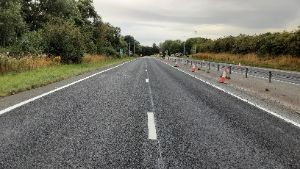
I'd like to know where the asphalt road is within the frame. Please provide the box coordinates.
[0,57,299,168]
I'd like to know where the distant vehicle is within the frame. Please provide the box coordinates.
[175,53,183,57]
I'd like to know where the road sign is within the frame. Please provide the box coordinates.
[120,49,124,57]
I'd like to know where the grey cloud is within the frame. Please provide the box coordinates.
[114,0,299,29]
[94,0,300,45]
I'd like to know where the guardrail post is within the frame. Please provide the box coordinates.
[245,68,248,78]
[269,71,272,83]
[229,66,232,74]
[209,63,211,70]
[217,64,220,71]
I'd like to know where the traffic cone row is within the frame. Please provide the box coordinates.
[170,59,234,84]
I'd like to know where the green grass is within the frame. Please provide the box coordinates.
[0,57,134,97]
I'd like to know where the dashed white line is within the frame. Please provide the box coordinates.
[145,61,165,168]
[147,112,157,140]
[146,78,149,83]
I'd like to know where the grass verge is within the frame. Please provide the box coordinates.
[191,53,300,72]
[0,57,134,97]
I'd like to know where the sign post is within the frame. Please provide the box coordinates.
[120,49,124,57]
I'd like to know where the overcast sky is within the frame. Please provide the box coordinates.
[93,0,300,46]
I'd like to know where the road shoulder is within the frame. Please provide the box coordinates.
[160,57,300,128]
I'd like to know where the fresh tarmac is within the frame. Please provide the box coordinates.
[0,57,299,168]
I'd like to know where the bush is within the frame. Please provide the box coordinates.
[10,31,44,56]
[43,21,85,63]
[183,28,300,57]
[97,46,119,57]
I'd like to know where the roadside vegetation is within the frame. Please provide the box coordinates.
[0,56,133,97]
[192,53,300,71]
[0,0,160,97]
[160,28,300,71]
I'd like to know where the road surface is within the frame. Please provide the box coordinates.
[0,58,299,168]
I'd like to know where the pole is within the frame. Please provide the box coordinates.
[134,42,136,56]
[128,42,131,56]
[183,42,186,56]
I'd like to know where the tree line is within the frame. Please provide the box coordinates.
[160,28,300,57]
[0,0,159,63]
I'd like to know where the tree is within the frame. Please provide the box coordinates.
[77,0,99,25]
[43,21,85,63]
[106,24,122,50]
[160,40,183,55]
[0,0,25,46]
[152,43,160,54]
[21,0,81,31]
[124,35,135,55]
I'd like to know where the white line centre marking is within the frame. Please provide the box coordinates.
[146,78,149,83]
[147,112,157,140]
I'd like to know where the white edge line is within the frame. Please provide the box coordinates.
[146,79,149,83]
[159,59,300,128]
[147,112,157,140]
[0,60,134,116]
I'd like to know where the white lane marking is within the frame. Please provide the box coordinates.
[145,69,148,72]
[145,61,166,168]
[147,112,157,140]
[146,78,149,83]
[159,59,300,128]
[0,60,134,116]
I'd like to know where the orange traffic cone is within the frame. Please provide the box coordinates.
[219,69,227,83]
[174,61,179,67]
[237,63,241,69]
[191,64,196,72]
